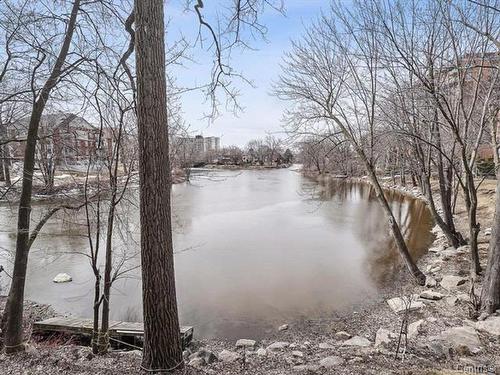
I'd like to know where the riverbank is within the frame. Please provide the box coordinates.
[1,174,500,374]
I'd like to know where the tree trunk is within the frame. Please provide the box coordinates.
[0,145,5,181]
[2,0,80,353]
[98,202,115,354]
[481,170,500,313]
[135,0,183,371]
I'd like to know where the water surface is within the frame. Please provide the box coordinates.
[0,168,433,339]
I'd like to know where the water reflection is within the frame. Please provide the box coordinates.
[0,169,433,339]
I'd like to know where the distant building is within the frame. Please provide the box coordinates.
[175,134,221,163]
[8,112,114,168]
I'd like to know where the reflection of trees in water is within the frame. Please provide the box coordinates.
[314,178,433,286]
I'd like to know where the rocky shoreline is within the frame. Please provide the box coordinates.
[1,176,500,374]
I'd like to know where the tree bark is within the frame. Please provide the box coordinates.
[135,0,183,371]
[2,0,81,353]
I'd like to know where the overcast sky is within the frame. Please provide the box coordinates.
[166,0,327,147]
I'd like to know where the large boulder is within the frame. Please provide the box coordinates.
[342,336,371,347]
[319,356,345,368]
[334,331,351,340]
[440,275,467,291]
[53,273,72,283]
[375,328,396,348]
[189,349,217,365]
[408,319,424,339]
[430,326,481,355]
[266,341,290,351]
[218,350,241,363]
[420,291,445,301]
[475,316,500,337]
[387,296,424,313]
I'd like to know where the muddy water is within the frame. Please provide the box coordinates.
[0,168,433,339]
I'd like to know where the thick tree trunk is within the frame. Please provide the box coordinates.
[135,0,183,371]
[481,171,500,314]
[2,0,80,353]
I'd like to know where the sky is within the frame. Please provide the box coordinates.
[166,0,327,147]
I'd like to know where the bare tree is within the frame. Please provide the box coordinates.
[274,2,426,284]
[2,0,82,353]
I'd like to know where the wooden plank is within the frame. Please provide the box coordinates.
[33,317,194,347]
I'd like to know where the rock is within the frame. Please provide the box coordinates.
[440,275,467,291]
[293,364,321,372]
[446,296,458,306]
[456,245,469,254]
[387,296,424,313]
[318,342,335,349]
[189,349,217,364]
[440,247,460,259]
[475,316,500,337]
[457,293,471,302]
[236,339,256,348]
[218,350,241,363]
[408,319,424,339]
[266,341,290,351]
[278,324,289,331]
[292,350,304,358]
[427,317,438,323]
[334,331,351,340]
[425,276,438,288]
[375,328,396,348]
[256,348,267,357]
[53,273,72,283]
[342,336,371,347]
[484,228,492,236]
[430,326,481,355]
[25,344,40,357]
[420,291,445,300]
[319,356,345,368]
[303,341,311,347]
[188,357,206,367]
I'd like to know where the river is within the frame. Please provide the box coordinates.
[0,167,433,339]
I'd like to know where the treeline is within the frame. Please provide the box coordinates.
[279,0,499,313]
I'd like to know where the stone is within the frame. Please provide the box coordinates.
[218,350,241,363]
[475,316,500,337]
[188,357,206,367]
[420,291,445,300]
[318,342,335,349]
[430,326,481,355]
[456,245,469,254]
[334,331,351,340]
[319,356,345,368]
[189,349,217,364]
[256,348,267,357]
[53,273,72,283]
[408,319,425,339]
[278,324,289,331]
[484,228,492,236]
[266,341,290,351]
[293,365,321,372]
[425,276,438,288]
[374,328,396,347]
[387,296,424,313]
[236,339,256,348]
[342,336,371,347]
[457,293,471,302]
[427,317,438,323]
[440,247,460,258]
[292,350,304,358]
[440,275,467,291]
